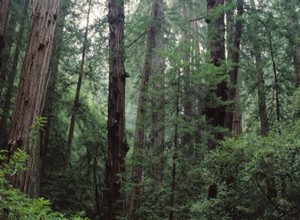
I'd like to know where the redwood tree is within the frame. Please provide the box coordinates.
[0,0,29,148]
[7,0,60,198]
[249,0,269,136]
[225,0,243,134]
[128,1,164,219]
[150,0,165,187]
[205,0,227,199]
[285,0,300,86]
[205,0,227,146]
[106,0,128,219]
[41,0,70,181]
[0,0,12,103]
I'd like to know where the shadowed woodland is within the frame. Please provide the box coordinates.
[0,0,300,219]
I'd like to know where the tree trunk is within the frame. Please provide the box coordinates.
[206,0,226,199]
[128,1,164,219]
[205,0,227,145]
[295,45,300,87]
[169,71,180,220]
[0,2,19,108]
[205,0,227,149]
[150,0,165,188]
[225,0,243,135]
[249,0,269,136]
[0,0,29,149]
[267,29,280,122]
[128,12,154,220]
[106,0,128,219]
[0,0,12,105]
[6,0,60,198]
[285,0,300,87]
[181,2,193,149]
[64,0,91,172]
[255,53,269,136]
[193,17,204,147]
[40,0,69,182]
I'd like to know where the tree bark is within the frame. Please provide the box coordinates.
[205,0,227,143]
[193,16,204,147]
[6,0,60,198]
[64,0,91,172]
[0,0,29,149]
[181,2,193,149]
[206,0,226,199]
[150,0,165,188]
[0,0,12,105]
[255,52,269,136]
[40,0,69,182]
[0,2,18,108]
[225,0,243,135]
[106,0,128,219]
[267,29,280,122]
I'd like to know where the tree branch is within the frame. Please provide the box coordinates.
[126,29,148,49]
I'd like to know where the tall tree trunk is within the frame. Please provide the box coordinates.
[169,71,180,220]
[181,2,193,148]
[285,0,300,87]
[0,0,12,101]
[255,53,269,136]
[193,18,203,147]
[206,0,226,199]
[205,0,227,144]
[127,2,164,218]
[106,0,128,219]
[64,0,91,171]
[267,29,280,122]
[0,2,19,108]
[250,0,269,136]
[0,0,29,149]
[6,0,60,198]
[40,0,69,182]
[127,8,155,220]
[295,45,300,87]
[225,0,243,135]
[250,1,276,199]
[150,0,165,188]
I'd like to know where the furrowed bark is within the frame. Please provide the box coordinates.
[7,0,60,198]
[225,0,243,135]
[40,0,70,182]
[106,0,128,219]
[150,0,165,186]
[205,0,227,146]
[0,0,29,149]
[0,0,12,101]
[206,0,227,199]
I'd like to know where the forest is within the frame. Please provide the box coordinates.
[0,0,300,219]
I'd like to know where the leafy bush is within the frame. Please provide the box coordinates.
[0,149,88,220]
[191,121,300,220]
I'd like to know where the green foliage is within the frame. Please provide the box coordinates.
[2,0,300,219]
[41,92,107,218]
[0,149,87,219]
[192,122,300,220]
[28,116,47,147]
